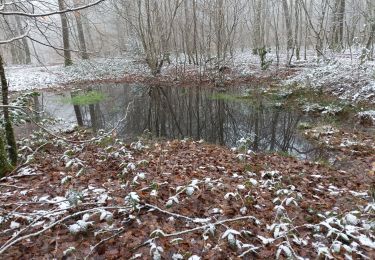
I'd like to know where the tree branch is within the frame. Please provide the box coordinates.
[0,25,30,44]
[0,0,106,17]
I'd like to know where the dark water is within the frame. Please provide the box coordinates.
[19,83,326,160]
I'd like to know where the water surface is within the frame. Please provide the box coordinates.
[19,83,326,160]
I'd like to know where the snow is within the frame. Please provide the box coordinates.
[46,196,70,210]
[222,229,241,239]
[125,192,140,204]
[68,219,93,235]
[257,235,275,245]
[240,207,248,215]
[172,254,183,260]
[185,186,195,196]
[63,247,76,256]
[15,167,37,176]
[60,176,72,185]
[248,178,258,186]
[6,57,150,92]
[10,221,20,229]
[99,210,113,223]
[357,234,375,249]
[6,50,374,106]
[357,110,375,125]
[284,57,375,104]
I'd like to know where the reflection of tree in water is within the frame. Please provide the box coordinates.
[70,91,83,127]
[36,83,328,160]
[98,85,304,153]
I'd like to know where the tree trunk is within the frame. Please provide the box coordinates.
[331,0,345,50]
[73,0,89,60]
[366,23,375,52]
[294,0,301,60]
[0,134,13,177]
[282,0,294,65]
[337,0,345,48]
[58,0,73,66]
[15,15,31,64]
[253,0,264,53]
[192,0,199,65]
[71,92,84,126]
[0,54,17,166]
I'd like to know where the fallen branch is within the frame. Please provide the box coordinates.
[0,206,132,255]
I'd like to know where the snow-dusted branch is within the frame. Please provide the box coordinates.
[0,0,106,17]
[0,100,134,144]
[0,25,30,45]
[0,206,131,255]
[84,228,125,260]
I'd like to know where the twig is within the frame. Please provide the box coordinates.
[238,245,262,257]
[7,142,50,178]
[0,206,132,254]
[0,100,134,144]
[84,228,125,260]
[152,216,259,238]
[0,172,42,182]
[0,184,23,189]
[143,203,210,223]
[0,25,31,44]
[0,0,106,17]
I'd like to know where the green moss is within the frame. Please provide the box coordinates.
[297,122,312,130]
[0,135,13,177]
[315,157,331,167]
[5,121,17,166]
[276,150,292,157]
[63,91,106,106]
[96,136,115,148]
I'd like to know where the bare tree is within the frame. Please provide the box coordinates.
[0,0,106,174]
[58,0,73,66]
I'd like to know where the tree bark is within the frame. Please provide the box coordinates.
[58,0,73,66]
[73,0,89,60]
[331,0,345,50]
[282,0,294,65]
[15,15,31,64]
[0,133,13,177]
[0,54,17,166]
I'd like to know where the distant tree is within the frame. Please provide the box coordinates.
[0,0,106,175]
[73,0,89,60]
[58,0,73,66]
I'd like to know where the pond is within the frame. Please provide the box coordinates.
[18,83,327,160]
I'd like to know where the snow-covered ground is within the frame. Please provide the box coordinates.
[5,50,375,104]
[285,57,375,104]
[6,57,150,92]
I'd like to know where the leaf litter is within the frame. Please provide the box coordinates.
[0,129,374,259]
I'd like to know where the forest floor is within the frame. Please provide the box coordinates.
[0,129,374,259]
[1,51,375,259]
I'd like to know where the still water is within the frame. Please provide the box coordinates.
[20,83,326,160]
